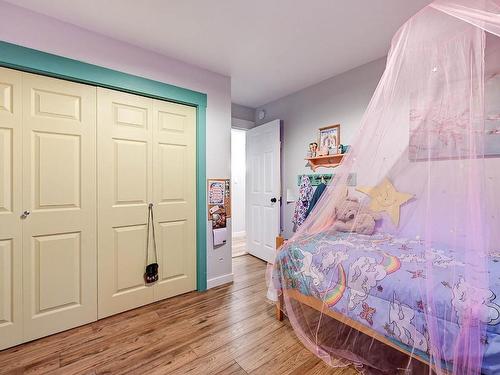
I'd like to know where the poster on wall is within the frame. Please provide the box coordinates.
[208,180,225,205]
[208,178,231,247]
[207,179,231,220]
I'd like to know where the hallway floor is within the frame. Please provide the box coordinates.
[232,235,247,257]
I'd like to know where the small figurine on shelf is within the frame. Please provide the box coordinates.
[341,144,350,154]
[307,143,313,157]
[308,142,318,157]
[338,144,343,154]
[312,142,318,156]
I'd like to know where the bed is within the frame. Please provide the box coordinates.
[273,232,500,374]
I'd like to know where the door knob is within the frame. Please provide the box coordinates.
[21,210,30,219]
[270,197,277,203]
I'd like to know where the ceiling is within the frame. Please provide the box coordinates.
[6,0,433,108]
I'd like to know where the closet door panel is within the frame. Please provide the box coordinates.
[22,73,97,341]
[0,68,22,350]
[152,100,196,300]
[97,88,154,318]
[32,233,81,311]
[0,129,13,215]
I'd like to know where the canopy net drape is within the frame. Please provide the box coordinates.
[270,1,500,374]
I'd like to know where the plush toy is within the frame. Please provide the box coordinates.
[333,197,381,235]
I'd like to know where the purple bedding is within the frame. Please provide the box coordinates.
[274,231,500,373]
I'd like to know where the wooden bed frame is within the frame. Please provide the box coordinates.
[274,236,435,370]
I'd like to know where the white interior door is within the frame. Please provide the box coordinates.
[246,119,280,263]
[0,68,23,350]
[22,72,97,341]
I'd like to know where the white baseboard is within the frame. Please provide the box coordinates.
[207,273,234,289]
[232,230,246,239]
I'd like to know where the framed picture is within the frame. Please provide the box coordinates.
[409,74,500,161]
[318,124,340,152]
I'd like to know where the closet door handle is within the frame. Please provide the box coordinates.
[270,197,277,203]
[21,210,31,219]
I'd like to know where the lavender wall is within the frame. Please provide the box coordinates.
[0,1,233,287]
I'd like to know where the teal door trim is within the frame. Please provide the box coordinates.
[0,41,207,291]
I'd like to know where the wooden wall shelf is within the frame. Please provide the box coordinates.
[305,154,344,171]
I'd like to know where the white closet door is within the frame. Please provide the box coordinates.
[22,73,97,341]
[0,68,23,350]
[97,88,154,318]
[152,100,196,301]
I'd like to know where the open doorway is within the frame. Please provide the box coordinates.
[231,119,281,262]
[231,128,247,257]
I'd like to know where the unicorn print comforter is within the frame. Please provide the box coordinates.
[273,231,500,374]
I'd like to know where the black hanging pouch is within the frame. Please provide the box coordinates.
[144,203,159,284]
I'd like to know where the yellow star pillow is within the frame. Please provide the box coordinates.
[356,178,413,226]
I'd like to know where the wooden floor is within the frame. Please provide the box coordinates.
[0,255,358,375]
[232,235,247,257]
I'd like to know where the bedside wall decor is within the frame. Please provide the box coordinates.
[305,124,346,171]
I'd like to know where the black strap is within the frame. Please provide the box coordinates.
[146,203,158,265]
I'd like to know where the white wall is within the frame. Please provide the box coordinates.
[230,129,246,237]
[0,1,233,287]
[255,58,386,238]
[230,105,252,242]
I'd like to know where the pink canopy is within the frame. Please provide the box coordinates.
[271,1,500,374]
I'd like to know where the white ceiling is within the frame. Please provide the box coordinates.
[6,0,433,107]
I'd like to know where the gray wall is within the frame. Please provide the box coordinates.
[231,103,255,123]
[255,58,386,238]
[231,103,255,130]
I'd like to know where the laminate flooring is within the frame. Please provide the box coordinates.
[0,255,360,375]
